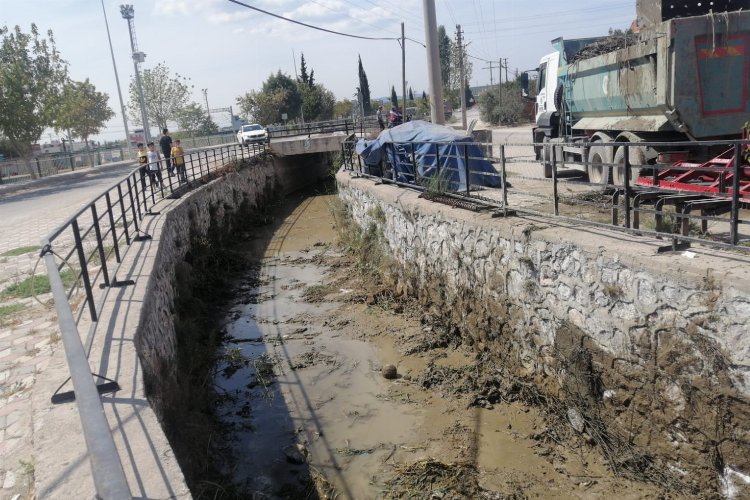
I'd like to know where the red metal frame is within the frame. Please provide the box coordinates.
[636,147,750,203]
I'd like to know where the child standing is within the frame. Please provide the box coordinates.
[171,139,187,183]
[136,142,148,188]
[146,142,162,187]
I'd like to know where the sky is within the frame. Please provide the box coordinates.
[0,0,636,142]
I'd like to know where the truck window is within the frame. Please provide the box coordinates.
[538,62,547,92]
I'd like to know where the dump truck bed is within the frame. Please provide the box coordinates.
[560,9,750,138]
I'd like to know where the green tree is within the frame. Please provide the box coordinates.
[357,55,372,114]
[177,102,217,137]
[301,84,335,122]
[299,52,309,86]
[390,86,399,108]
[438,25,452,91]
[0,24,68,178]
[55,79,114,167]
[236,89,287,125]
[334,99,353,118]
[478,82,527,125]
[262,70,302,121]
[408,87,414,102]
[128,62,192,131]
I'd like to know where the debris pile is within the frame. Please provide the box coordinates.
[570,32,640,63]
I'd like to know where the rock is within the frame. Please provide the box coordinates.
[283,444,307,464]
[366,294,377,306]
[567,407,585,433]
[382,364,398,379]
[392,303,404,313]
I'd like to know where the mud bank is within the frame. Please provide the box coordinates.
[336,170,750,496]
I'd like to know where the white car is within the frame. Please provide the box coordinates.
[236,124,268,146]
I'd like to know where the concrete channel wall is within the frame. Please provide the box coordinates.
[336,171,750,487]
[137,153,332,409]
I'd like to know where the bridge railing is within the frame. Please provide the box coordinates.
[39,140,267,499]
[342,137,750,252]
[267,118,356,139]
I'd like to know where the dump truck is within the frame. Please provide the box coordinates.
[521,0,750,185]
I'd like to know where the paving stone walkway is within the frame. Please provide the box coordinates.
[0,162,136,500]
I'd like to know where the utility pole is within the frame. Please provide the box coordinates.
[101,0,130,152]
[456,24,467,130]
[483,61,495,86]
[401,22,407,117]
[422,0,445,124]
[504,58,509,83]
[498,59,503,107]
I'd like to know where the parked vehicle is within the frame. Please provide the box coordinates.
[236,124,268,146]
[521,0,750,185]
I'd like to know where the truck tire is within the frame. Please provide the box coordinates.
[587,142,612,185]
[537,139,553,178]
[612,145,647,186]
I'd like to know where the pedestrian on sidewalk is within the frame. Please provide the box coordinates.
[137,142,148,188]
[171,139,187,183]
[377,105,385,130]
[146,142,162,187]
[159,128,173,176]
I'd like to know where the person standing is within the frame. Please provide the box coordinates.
[376,105,385,130]
[146,142,162,187]
[171,139,187,183]
[136,142,148,188]
[159,128,173,176]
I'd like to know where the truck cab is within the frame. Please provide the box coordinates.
[534,52,560,124]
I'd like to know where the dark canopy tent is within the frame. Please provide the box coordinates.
[355,120,504,191]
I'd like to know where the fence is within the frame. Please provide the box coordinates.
[40,140,267,498]
[0,132,237,185]
[342,137,750,252]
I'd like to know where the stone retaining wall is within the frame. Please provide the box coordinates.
[337,171,750,492]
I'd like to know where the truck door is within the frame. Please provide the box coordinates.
[536,52,560,122]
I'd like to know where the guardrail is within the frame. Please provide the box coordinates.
[342,137,750,252]
[266,116,383,140]
[0,132,237,185]
[39,140,267,498]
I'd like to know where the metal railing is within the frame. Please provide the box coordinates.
[0,132,237,185]
[39,140,268,498]
[267,118,354,139]
[342,137,750,252]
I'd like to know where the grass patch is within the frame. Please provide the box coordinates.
[1,269,77,299]
[0,303,26,324]
[0,245,40,257]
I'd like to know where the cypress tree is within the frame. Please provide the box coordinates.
[358,55,372,114]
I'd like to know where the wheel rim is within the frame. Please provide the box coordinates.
[588,149,607,184]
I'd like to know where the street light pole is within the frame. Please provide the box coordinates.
[202,88,210,117]
[120,4,151,144]
[101,0,130,153]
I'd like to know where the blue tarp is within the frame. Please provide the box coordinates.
[355,120,503,190]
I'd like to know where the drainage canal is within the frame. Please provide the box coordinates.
[176,188,695,499]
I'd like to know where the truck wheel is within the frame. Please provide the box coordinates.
[587,142,612,185]
[536,139,553,178]
[612,145,647,186]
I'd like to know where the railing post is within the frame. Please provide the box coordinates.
[91,204,111,287]
[624,145,632,229]
[411,142,418,184]
[36,157,42,178]
[463,143,470,195]
[69,152,75,172]
[731,142,742,245]
[72,219,98,322]
[104,193,122,263]
[552,144,559,216]
[500,145,508,214]
[117,184,131,246]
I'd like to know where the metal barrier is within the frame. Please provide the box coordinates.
[267,118,354,139]
[39,140,268,498]
[0,132,237,185]
[342,137,750,252]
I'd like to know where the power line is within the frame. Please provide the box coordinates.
[226,0,398,41]
[308,0,402,38]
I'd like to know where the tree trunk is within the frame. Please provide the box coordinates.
[23,155,39,180]
[84,138,95,168]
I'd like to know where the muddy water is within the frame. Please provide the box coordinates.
[213,192,668,499]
